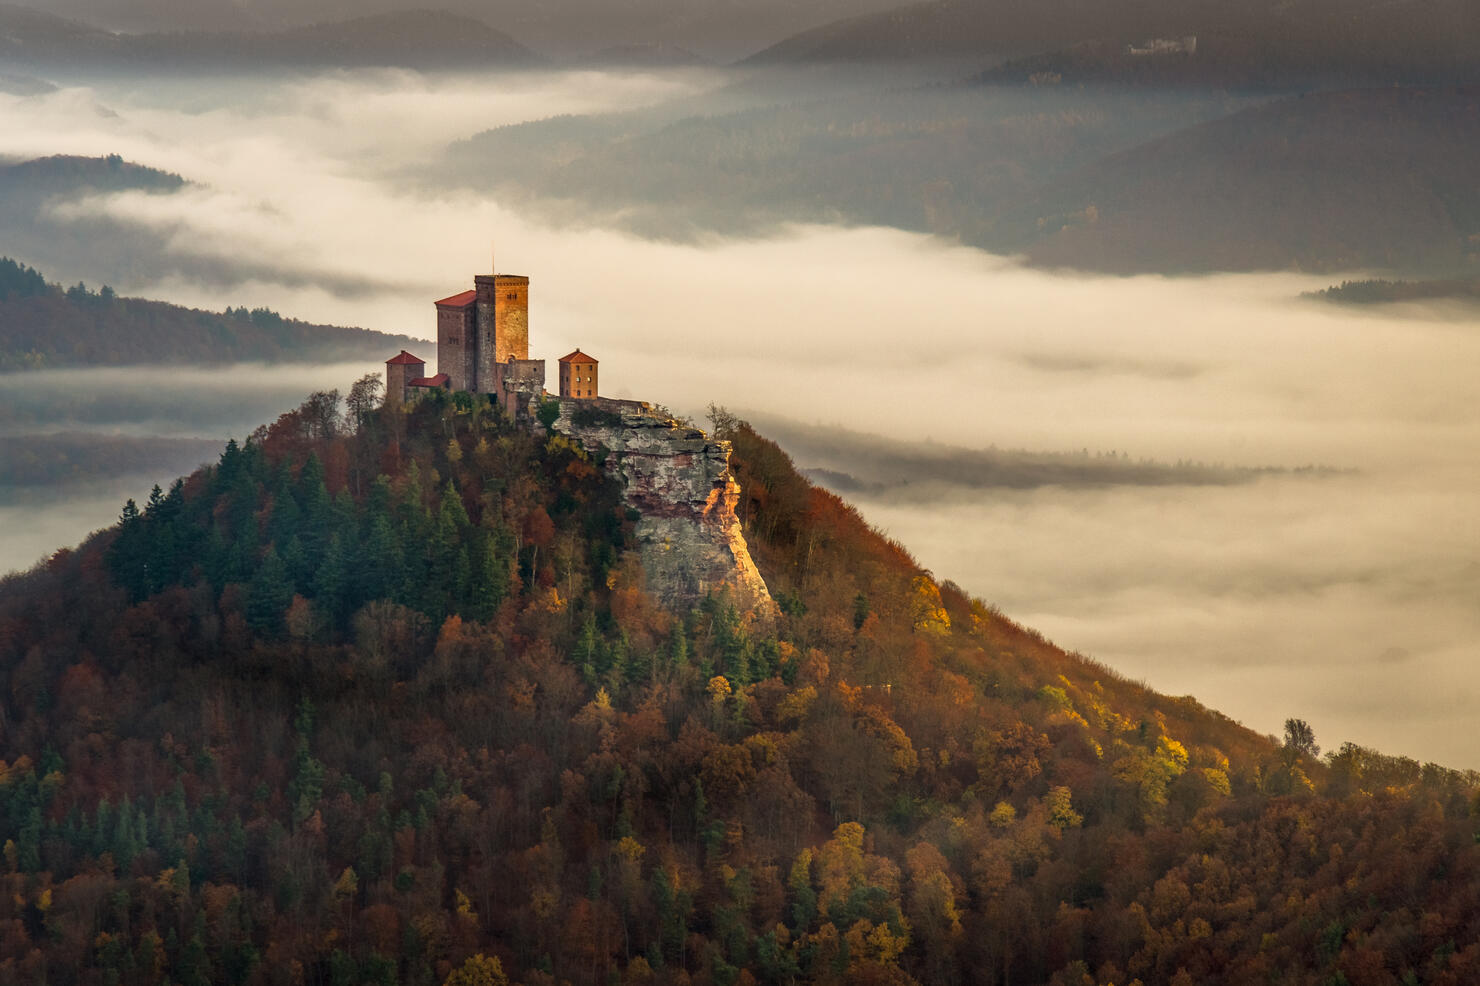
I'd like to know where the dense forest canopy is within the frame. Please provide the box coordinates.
[1,385,1478,986]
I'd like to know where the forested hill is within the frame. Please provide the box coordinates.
[0,258,420,371]
[2,386,1480,986]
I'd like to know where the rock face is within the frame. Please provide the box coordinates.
[547,398,773,616]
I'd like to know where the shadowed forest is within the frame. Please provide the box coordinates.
[1,390,1477,986]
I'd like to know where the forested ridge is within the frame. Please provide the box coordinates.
[0,258,419,371]
[2,384,1479,986]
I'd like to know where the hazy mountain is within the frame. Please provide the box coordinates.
[993,86,1480,274]
[437,85,1247,243]
[10,0,906,62]
[0,6,541,72]
[744,0,1480,78]
[0,153,185,202]
[972,30,1480,90]
[577,42,710,69]
[438,74,1479,276]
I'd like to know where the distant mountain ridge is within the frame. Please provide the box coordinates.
[0,153,185,197]
[744,0,1480,83]
[0,257,422,371]
[991,86,1480,274]
[0,5,542,71]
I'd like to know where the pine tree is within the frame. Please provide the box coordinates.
[245,545,292,636]
[314,533,353,627]
[109,498,149,601]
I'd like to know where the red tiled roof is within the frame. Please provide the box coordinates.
[558,348,597,363]
[408,373,450,388]
[435,289,477,308]
[386,350,425,365]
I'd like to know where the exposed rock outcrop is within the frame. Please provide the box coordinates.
[546,397,773,617]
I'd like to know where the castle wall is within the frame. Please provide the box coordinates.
[491,358,545,416]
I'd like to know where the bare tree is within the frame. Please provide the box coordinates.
[346,373,383,431]
[300,389,342,439]
[1282,718,1320,767]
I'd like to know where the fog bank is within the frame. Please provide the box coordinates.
[0,69,1476,766]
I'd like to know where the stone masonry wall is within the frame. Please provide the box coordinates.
[547,397,773,617]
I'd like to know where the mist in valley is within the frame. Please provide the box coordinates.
[0,62,1476,768]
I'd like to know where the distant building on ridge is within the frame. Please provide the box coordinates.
[558,349,598,399]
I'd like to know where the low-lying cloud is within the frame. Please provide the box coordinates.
[741,415,1332,495]
[0,68,1477,766]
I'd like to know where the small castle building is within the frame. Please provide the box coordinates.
[384,350,425,406]
[558,349,598,399]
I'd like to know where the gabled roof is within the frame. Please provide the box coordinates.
[435,289,477,308]
[386,350,425,365]
[408,373,451,388]
[558,348,597,363]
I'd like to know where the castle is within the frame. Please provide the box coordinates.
[385,266,597,410]
[381,261,773,614]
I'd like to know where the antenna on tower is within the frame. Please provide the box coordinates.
[490,241,496,276]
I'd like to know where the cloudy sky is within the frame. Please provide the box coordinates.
[1,68,1476,767]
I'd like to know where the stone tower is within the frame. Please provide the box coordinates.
[437,272,529,394]
[433,290,476,393]
[474,273,529,387]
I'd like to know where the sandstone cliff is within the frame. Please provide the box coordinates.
[545,398,774,616]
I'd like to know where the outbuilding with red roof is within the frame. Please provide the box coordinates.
[558,349,598,399]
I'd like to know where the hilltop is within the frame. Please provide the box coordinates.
[0,257,421,370]
[0,382,1477,984]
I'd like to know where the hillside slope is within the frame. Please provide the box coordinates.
[990,86,1480,274]
[1,388,1477,984]
[0,257,420,370]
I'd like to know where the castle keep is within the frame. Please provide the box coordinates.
[433,273,529,393]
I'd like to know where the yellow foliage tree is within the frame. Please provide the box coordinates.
[443,953,509,986]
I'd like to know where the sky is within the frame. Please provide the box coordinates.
[1,68,1477,767]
